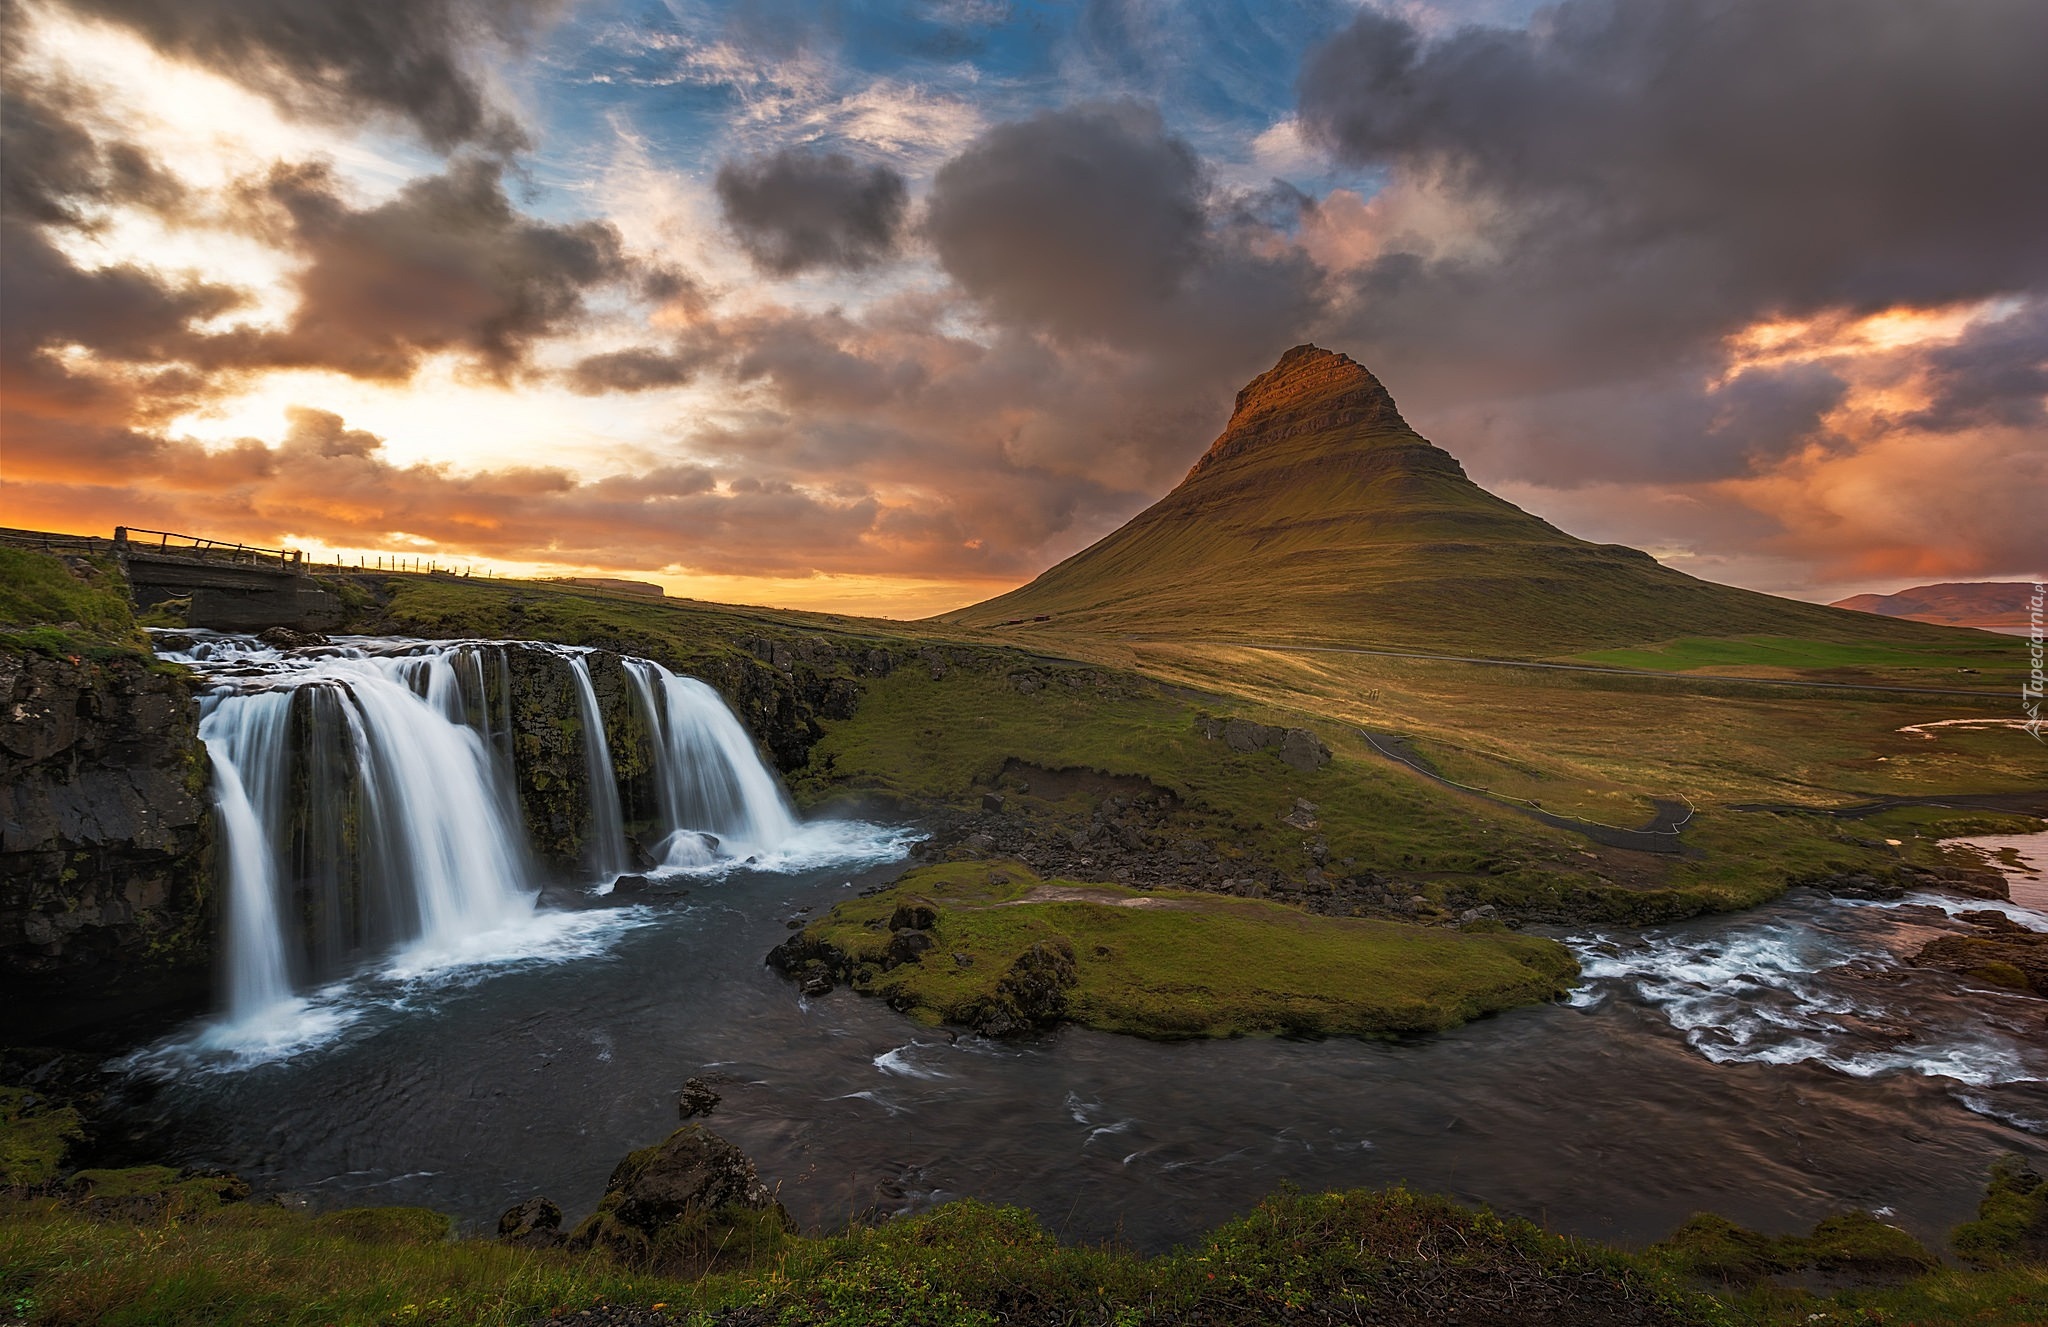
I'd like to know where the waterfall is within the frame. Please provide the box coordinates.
[563,652,630,878]
[197,691,297,1021]
[163,633,828,1041]
[623,658,799,864]
[188,644,536,1023]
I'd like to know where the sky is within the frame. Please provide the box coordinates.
[2,0,2043,617]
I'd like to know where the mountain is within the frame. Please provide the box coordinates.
[1832,583,2040,635]
[943,345,1978,656]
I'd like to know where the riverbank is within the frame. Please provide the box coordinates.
[4,1087,2045,1327]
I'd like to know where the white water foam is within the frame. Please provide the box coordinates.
[1566,905,2048,1090]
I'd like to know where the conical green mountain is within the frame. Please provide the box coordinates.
[944,345,1971,656]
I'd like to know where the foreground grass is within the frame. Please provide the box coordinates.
[791,860,1578,1038]
[9,1161,2048,1326]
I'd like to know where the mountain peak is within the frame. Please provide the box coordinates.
[1189,344,1407,478]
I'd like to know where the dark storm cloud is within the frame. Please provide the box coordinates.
[1907,300,2048,433]
[235,157,631,380]
[61,0,563,150]
[564,346,707,395]
[1291,0,2048,500]
[926,101,1206,337]
[1298,0,2048,364]
[714,149,908,276]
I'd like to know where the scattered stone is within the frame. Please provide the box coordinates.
[256,626,329,649]
[677,1078,721,1120]
[1283,798,1321,830]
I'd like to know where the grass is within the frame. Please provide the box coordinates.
[0,547,149,658]
[791,860,1579,1038]
[1570,634,2027,684]
[8,1153,2048,1326]
[0,1089,82,1189]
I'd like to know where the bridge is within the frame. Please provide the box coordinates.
[111,527,343,631]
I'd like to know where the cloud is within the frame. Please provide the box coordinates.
[226,156,633,380]
[714,147,907,276]
[59,0,563,150]
[926,100,1207,338]
[1287,0,2048,589]
[1298,0,2048,377]
[564,345,706,395]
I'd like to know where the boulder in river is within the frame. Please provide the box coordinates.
[677,1077,721,1119]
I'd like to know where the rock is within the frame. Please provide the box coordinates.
[981,791,1007,813]
[1278,728,1331,772]
[567,1125,790,1270]
[970,939,1078,1038]
[497,1196,564,1247]
[888,901,938,931]
[1223,718,1284,753]
[610,873,658,897]
[961,832,997,856]
[1008,674,1044,695]
[256,626,329,649]
[884,928,935,967]
[1282,798,1320,830]
[1,648,215,1018]
[677,1077,721,1119]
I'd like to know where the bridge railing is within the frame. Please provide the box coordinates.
[115,526,302,568]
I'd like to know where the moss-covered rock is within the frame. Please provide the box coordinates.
[1954,1153,2048,1267]
[567,1125,792,1273]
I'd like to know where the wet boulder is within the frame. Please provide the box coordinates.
[677,1077,721,1119]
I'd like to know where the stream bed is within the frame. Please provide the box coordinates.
[117,832,2048,1253]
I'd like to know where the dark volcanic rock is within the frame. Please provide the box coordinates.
[0,648,215,1024]
[256,626,329,649]
[677,1077,721,1119]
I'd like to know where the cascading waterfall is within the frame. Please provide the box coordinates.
[623,658,800,864]
[162,634,832,1046]
[563,652,630,878]
[196,691,298,1022]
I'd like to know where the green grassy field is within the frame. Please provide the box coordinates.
[1570,633,2027,681]
[792,860,1578,1039]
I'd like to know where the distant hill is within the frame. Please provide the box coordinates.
[1832,582,2039,634]
[943,345,1983,657]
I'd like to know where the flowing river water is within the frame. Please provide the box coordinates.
[108,636,2048,1251]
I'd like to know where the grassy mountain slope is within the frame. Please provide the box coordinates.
[943,345,1994,658]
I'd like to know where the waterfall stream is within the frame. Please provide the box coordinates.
[149,632,895,1064]
[563,652,630,879]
